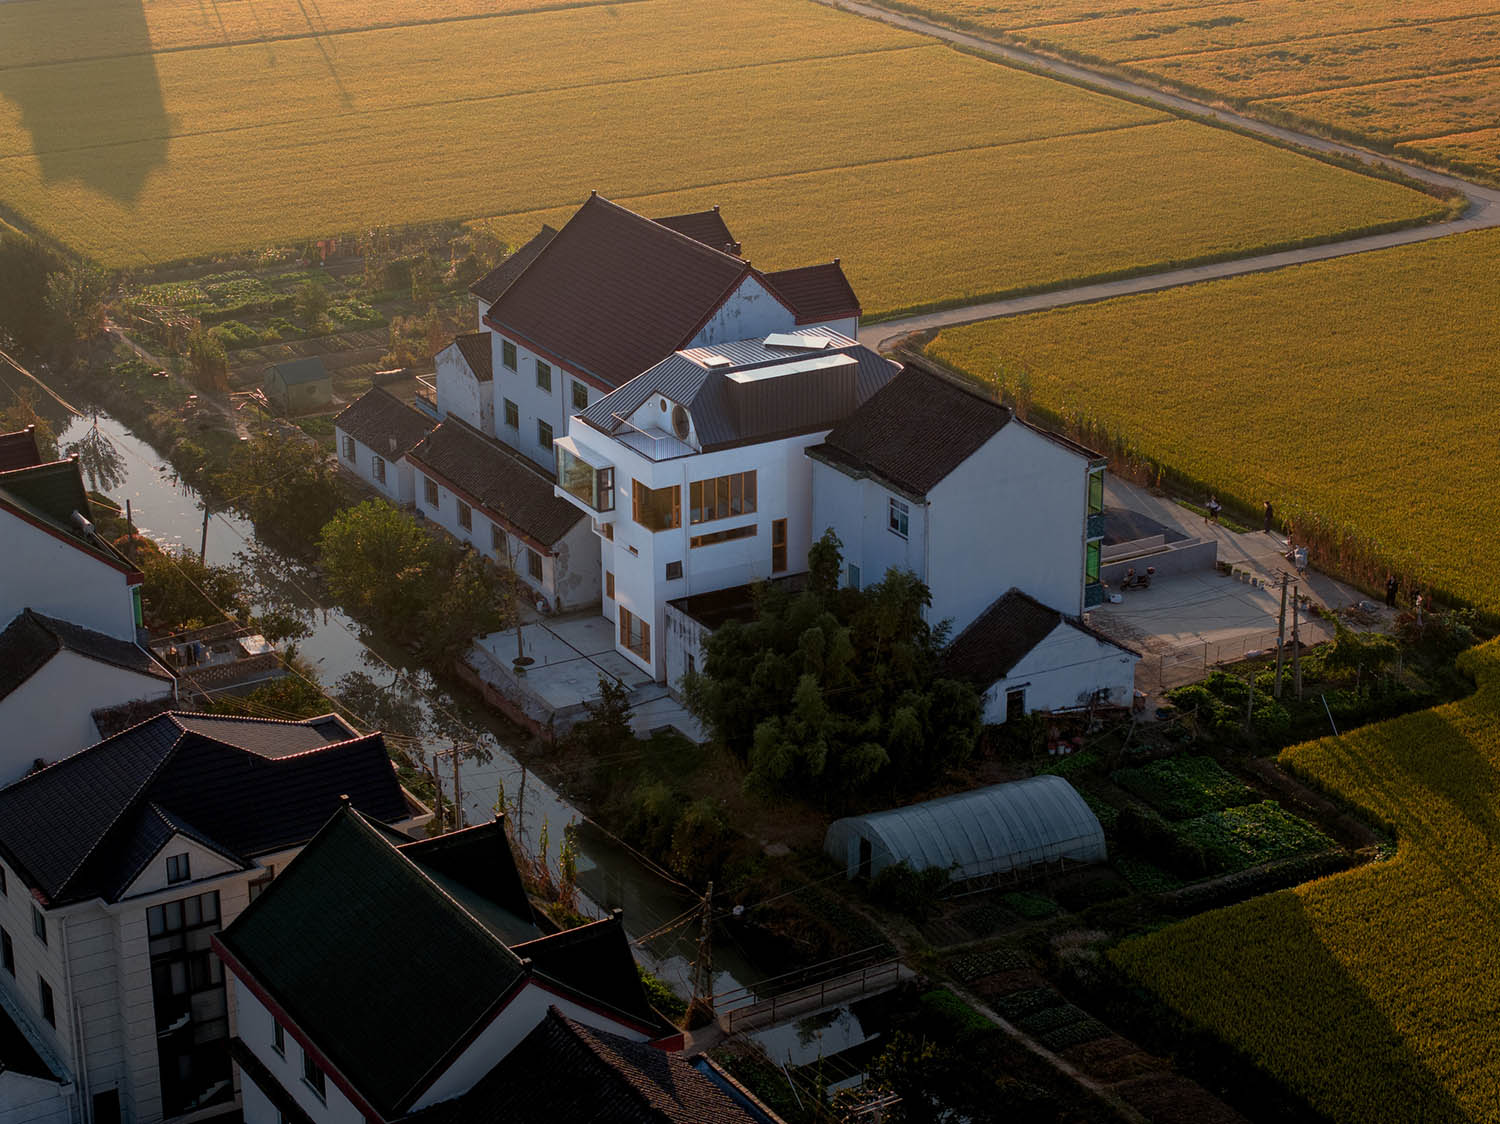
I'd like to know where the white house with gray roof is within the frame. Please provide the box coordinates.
[552,328,899,682]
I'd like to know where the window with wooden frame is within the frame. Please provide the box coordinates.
[501,340,517,371]
[424,477,439,506]
[618,607,650,662]
[536,360,552,393]
[632,481,681,531]
[527,549,544,581]
[689,471,757,525]
[457,500,472,531]
[372,455,386,484]
[772,518,787,572]
[690,524,756,549]
[538,420,554,452]
[504,398,519,429]
[491,525,506,553]
[605,571,615,599]
[572,380,589,410]
[341,435,355,461]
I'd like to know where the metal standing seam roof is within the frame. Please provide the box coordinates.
[825,776,1106,881]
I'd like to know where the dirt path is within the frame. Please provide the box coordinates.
[830,0,1500,350]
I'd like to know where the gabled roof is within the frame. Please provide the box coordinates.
[761,262,860,324]
[0,427,42,472]
[333,388,435,459]
[653,207,741,257]
[265,356,328,386]
[217,806,531,1119]
[469,225,559,304]
[808,363,1012,498]
[482,195,753,391]
[0,457,136,576]
[453,332,493,383]
[407,417,584,548]
[400,1009,769,1124]
[0,711,405,906]
[576,328,900,455]
[398,818,538,945]
[944,588,1139,686]
[0,608,173,705]
[513,915,658,1028]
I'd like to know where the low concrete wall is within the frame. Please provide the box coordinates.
[1102,534,1165,563]
[459,645,590,744]
[1101,536,1217,585]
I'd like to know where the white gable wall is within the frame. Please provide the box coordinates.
[688,275,795,347]
[978,623,1138,724]
[117,836,243,901]
[808,462,929,597]
[335,430,416,506]
[434,344,490,436]
[233,985,366,1124]
[0,510,137,642]
[0,652,173,785]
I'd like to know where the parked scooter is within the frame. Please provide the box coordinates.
[1119,566,1155,591]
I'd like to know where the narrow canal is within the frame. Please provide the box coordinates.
[58,411,764,1002]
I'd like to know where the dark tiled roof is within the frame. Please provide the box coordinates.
[218,807,531,1118]
[483,195,751,390]
[944,588,1138,685]
[266,356,328,386]
[408,418,584,547]
[809,364,1011,498]
[0,712,406,905]
[401,1009,767,1124]
[170,712,355,757]
[0,457,137,575]
[577,329,899,454]
[398,818,538,944]
[333,388,434,459]
[0,427,42,471]
[513,915,658,1027]
[0,1001,58,1084]
[453,332,493,383]
[469,225,558,304]
[760,262,860,324]
[0,609,172,704]
[653,208,741,257]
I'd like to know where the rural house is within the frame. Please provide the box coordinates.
[332,387,435,505]
[552,328,899,681]
[407,417,597,612]
[262,357,331,415]
[0,712,429,1124]
[0,609,175,784]
[430,330,495,433]
[807,362,1109,630]
[446,193,861,475]
[215,805,776,1123]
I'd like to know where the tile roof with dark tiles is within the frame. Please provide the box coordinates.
[652,207,741,256]
[400,1009,770,1124]
[0,427,42,472]
[0,457,136,574]
[760,262,861,324]
[482,195,752,391]
[944,588,1138,686]
[407,417,584,547]
[469,225,558,304]
[808,363,1012,498]
[453,332,493,383]
[0,608,173,704]
[512,915,659,1028]
[333,388,435,459]
[0,712,407,905]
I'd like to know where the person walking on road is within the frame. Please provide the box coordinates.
[1263,500,1274,533]
[1206,495,1221,524]
[1386,574,1399,608]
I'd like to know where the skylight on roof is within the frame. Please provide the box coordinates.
[701,354,733,367]
[763,332,830,351]
[726,353,854,384]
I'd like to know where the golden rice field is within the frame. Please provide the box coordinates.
[0,0,1443,314]
[1111,638,1500,1123]
[896,0,1500,178]
[929,226,1500,614]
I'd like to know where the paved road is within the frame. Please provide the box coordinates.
[834,0,1500,350]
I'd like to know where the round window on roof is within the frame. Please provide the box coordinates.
[672,404,690,441]
[659,397,668,412]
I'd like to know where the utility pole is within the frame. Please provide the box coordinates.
[429,744,468,833]
[125,499,135,561]
[1274,573,1288,698]
[1292,584,1303,700]
[199,506,210,563]
[691,882,715,1018]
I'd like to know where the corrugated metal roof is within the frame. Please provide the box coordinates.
[824,776,1106,882]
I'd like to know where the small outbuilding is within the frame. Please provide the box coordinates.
[263,356,332,414]
[824,775,1106,883]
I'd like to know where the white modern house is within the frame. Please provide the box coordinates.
[553,329,900,681]
[0,713,429,1124]
[449,194,862,474]
[332,388,435,506]
[407,418,598,612]
[215,806,774,1124]
[0,610,175,785]
[0,439,144,643]
[806,362,1109,632]
[944,589,1139,723]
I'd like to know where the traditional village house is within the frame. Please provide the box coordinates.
[261,358,331,416]
[332,388,435,505]
[0,713,429,1124]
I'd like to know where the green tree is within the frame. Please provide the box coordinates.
[44,260,107,352]
[415,547,507,666]
[0,232,59,353]
[295,279,330,328]
[139,546,247,633]
[183,325,227,390]
[318,499,436,625]
[234,430,342,546]
[0,386,59,459]
[565,675,635,758]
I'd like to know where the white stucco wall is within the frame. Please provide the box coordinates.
[978,624,1138,724]
[0,1071,69,1124]
[336,431,416,507]
[487,334,585,472]
[0,653,173,785]
[232,986,366,1124]
[808,461,929,598]
[0,865,74,1099]
[687,275,798,348]
[434,344,491,436]
[0,510,137,642]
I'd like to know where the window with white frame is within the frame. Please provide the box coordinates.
[424,477,439,506]
[571,380,589,410]
[527,549,543,581]
[372,455,386,484]
[888,497,909,539]
[272,1020,285,1057]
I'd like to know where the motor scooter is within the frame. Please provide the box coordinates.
[1119,565,1155,591]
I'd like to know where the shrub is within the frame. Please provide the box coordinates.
[869,860,952,922]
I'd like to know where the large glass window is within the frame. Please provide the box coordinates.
[619,607,650,662]
[632,481,681,531]
[689,471,756,525]
[691,524,756,549]
[1088,468,1105,515]
[557,447,615,513]
[1086,540,1101,584]
[148,891,230,1117]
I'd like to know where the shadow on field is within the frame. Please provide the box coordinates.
[0,0,167,204]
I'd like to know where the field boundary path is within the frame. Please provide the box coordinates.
[832,0,1500,349]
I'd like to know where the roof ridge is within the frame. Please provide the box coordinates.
[256,730,384,763]
[588,193,745,268]
[173,709,342,729]
[898,356,1011,415]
